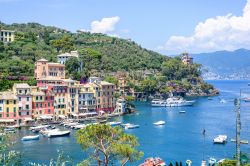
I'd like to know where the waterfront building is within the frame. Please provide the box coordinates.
[181,52,193,65]
[0,91,18,124]
[13,83,33,125]
[78,84,96,113]
[88,76,102,83]
[95,81,115,113]
[0,29,15,43]
[57,51,79,65]
[34,58,65,80]
[31,86,54,119]
[115,98,126,114]
[64,79,79,116]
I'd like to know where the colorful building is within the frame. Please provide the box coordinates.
[13,83,33,124]
[0,29,15,43]
[57,50,79,65]
[0,92,18,124]
[34,58,65,80]
[78,84,96,113]
[94,81,115,112]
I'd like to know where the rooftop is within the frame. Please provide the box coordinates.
[48,62,65,66]
[37,58,48,62]
[0,91,17,100]
[14,83,30,89]
[99,81,114,86]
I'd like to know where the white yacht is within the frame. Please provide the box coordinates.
[122,123,140,129]
[151,99,166,107]
[213,135,227,144]
[166,97,194,107]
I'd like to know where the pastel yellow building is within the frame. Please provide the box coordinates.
[0,30,15,43]
[0,92,18,124]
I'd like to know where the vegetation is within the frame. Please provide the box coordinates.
[0,21,216,96]
[76,124,143,166]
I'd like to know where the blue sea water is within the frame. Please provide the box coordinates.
[13,80,250,165]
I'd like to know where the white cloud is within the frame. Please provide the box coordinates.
[90,16,120,34]
[159,0,250,54]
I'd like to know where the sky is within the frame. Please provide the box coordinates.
[0,0,249,55]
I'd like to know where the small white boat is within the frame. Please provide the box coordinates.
[179,111,186,113]
[21,135,39,141]
[220,99,226,103]
[73,124,86,130]
[213,135,227,144]
[208,157,217,166]
[47,130,71,138]
[64,122,79,127]
[122,123,139,129]
[186,160,192,166]
[153,121,166,126]
[107,121,122,126]
[30,125,50,132]
[40,128,59,135]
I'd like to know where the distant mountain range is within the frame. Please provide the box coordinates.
[192,49,250,80]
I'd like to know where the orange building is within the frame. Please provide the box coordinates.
[34,58,65,80]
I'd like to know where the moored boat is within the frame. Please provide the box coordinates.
[166,97,195,107]
[30,125,50,132]
[208,157,217,166]
[21,135,39,141]
[213,135,227,144]
[40,128,59,135]
[153,121,166,126]
[179,111,186,113]
[47,130,71,138]
[151,99,166,107]
[106,121,122,126]
[122,123,140,129]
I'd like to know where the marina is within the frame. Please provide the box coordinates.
[7,80,250,165]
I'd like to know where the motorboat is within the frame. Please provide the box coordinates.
[40,128,59,135]
[21,135,39,141]
[186,160,192,166]
[220,99,226,103]
[47,130,71,138]
[153,121,166,126]
[73,124,86,130]
[179,111,186,113]
[213,135,227,144]
[4,127,16,133]
[140,157,166,166]
[166,97,195,107]
[30,125,50,132]
[151,99,166,107]
[242,98,250,102]
[106,121,122,126]
[208,157,217,166]
[64,122,79,128]
[122,123,139,129]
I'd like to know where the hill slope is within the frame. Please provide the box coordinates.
[193,49,250,80]
[0,22,167,77]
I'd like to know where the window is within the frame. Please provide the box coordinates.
[0,114,2,118]
[14,114,16,117]
[36,103,38,108]
[48,103,50,107]
[26,105,29,110]
[14,100,16,104]
[40,103,42,108]
[25,90,27,94]
[14,107,16,112]
[27,97,29,101]
[19,97,21,101]
[27,112,29,115]
[36,96,38,101]
[0,100,2,104]
[19,90,22,94]
[40,96,42,100]
[6,107,9,113]
[6,114,9,117]
[6,100,9,104]
[19,112,21,116]
[0,107,2,112]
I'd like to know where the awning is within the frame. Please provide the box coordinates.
[24,117,34,121]
[0,119,15,123]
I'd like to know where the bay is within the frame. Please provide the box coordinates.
[12,80,250,165]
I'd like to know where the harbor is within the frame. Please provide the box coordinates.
[8,80,250,165]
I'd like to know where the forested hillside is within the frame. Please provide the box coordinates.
[0,22,217,96]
